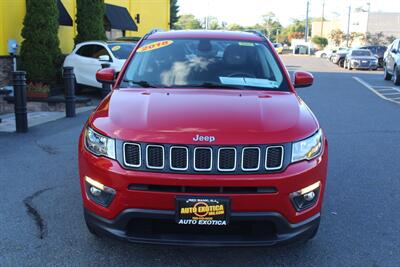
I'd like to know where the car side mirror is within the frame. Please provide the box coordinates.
[391,49,397,54]
[98,55,111,62]
[293,71,314,88]
[96,68,115,84]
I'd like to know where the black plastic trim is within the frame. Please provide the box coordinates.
[84,208,320,247]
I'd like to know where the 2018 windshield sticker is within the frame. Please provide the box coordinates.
[111,45,121,51]
[239,42,254,46]
[137,40,174,52]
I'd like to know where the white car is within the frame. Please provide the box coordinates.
[63,41,136,89]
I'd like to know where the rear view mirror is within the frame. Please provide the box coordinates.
[99,55,111,62]
[293,71,314,88]
[391,49,397,54]
[96,68,115,84]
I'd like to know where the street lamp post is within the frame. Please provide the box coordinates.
[305,1,309,43]
[321,0,325,37]
[346,5,351,47]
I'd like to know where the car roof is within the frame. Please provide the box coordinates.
[76,41,134,46]
[350,48,371,52]
[147,30,265,42]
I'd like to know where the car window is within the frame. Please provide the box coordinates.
[377,46,386,54]
[107,43,136,59]
[122,39,289,91]
[76,44,109,59]
[351,50,372,56]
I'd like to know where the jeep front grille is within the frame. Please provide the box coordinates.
[122,143,287,174]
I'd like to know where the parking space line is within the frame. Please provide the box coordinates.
[381,92,400,96]
[375,88,398,91]
[353,77,400,105]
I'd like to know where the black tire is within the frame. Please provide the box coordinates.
[339,59,345,68]
[384,65,392,80]
[394,66,400,86]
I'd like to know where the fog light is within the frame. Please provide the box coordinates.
[303,191,315,201]
[85,176,116,207]
[89,186,102,196]
[290,181,320,211]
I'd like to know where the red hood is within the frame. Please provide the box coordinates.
[90,89,318,145]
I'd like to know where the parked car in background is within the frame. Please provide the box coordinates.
[63,41,136,89]
[344,49,378,70]
[315,49,332,58]
[328,47,348,61]
[358,45,387,68]
[273,43,283,54]
[331,49,349,67]
[384,38,400,85]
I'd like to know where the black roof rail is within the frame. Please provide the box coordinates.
[143,28,165,39]
[244,30,266,38]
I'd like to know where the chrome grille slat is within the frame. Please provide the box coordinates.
[123,143,141,167]
[193,147,213,171]
[265,146,284,170]
[123,143,285,173]
[241,147,260,171]
[170,146,189,171]
[146,145,165,169]
[217,148,237,171]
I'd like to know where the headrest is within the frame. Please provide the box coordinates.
[223,44,248,65]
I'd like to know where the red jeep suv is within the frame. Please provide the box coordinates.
[79,30,328,246]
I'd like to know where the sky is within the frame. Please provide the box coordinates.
[178,0,400,27]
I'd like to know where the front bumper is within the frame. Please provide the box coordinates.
[350,61,378,69]
[85,208,320,246]
[79,133,328,246]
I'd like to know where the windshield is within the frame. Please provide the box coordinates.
[107,43,135,59]
[351,50,372,57]
[121,39,289,91]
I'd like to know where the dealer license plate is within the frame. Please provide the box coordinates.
[175,196,230,226]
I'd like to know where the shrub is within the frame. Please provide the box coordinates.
[75,0,107,44]
[20,0,62,84]
[312,36,328,48]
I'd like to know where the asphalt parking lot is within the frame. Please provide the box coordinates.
[1,55,399,266]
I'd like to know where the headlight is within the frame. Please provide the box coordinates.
[84,127,116,159]
[291,129,323,163]
[351,59,359,64]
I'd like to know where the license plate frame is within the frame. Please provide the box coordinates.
[175,196,230,226]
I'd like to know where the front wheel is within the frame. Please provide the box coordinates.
[339,59,345,68]
[384,65,392,80]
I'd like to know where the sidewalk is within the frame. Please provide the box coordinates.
[0,106,95,132]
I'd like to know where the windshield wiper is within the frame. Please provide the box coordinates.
[123,79,158,88]
[192,82,243,90]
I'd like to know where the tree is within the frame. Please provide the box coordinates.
[75,0,106,44]
[363,32,385,45]
[288,32,305,42]
[208,17,221,30]
[174,14,202,30]
[170,0,180,29]
[347,32,363,47]
[226,23,245,31]
[386,35,396,45]
[312,36,328,48]
[329,29,345,46]
[261,12,282,42]
[20,0,62,84]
